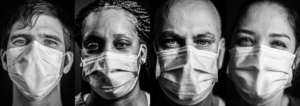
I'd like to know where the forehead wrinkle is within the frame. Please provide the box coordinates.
[10,15,64,41]
[160,0,221,38]
[83,9,137,40]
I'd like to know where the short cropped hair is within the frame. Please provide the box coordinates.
[1,0,73,51]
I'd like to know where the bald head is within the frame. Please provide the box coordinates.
[154,0,221,39]
[153,0,222,53]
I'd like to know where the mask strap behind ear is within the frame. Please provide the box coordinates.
[217,40,221,56]
[136,44,146,59]
[3,51,9,68]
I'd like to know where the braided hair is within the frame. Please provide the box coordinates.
[75,0,151,76]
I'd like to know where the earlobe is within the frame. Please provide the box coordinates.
[217,38,225,69]
[1,49,7,70]
[292,47,300,70]
[63,51,74,74]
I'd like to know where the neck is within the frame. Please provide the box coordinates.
[155,86,214,106]
[12,84,62,106]
[87,81,148,106]
[239,92,289,106]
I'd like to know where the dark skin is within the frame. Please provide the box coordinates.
[80,9,148,106]
[0,15,74,106]
[154,0,225,106]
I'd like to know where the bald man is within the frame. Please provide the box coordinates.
[153,0,225,106]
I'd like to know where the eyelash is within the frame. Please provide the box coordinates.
[195,39,213,46]
[13,39,28,46]
[236,36,254,46]
[86,42,99,50]
[270,40,287,48]
[114,39,131,50]
[163,38,180,48]
[44,40,57,45]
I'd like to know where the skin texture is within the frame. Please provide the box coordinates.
[81,9,148,106]
[0,15,73,106]
[154,0,225,106]
[230,2,300,106]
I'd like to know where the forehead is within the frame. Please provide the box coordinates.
[161,0,220,37]
[10,15,64,38]
[239,3,294,37]
[83,9,136,37]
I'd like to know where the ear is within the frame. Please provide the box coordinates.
[63,51,74,74]
[217,38,225,69]
[292,47,300,70]
[140,44,147,64]
[0,49,7,71]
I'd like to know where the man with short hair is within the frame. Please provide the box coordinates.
[153,0,225,106]
[0,0,73,106]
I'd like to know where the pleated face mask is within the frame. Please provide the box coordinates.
[156,44,219,105]
[81,44,145,100]
[228,45,295,105]
[6,41,64,101]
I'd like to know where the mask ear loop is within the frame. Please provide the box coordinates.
[3,51,9,69]
[287,48,298,87]
[135,44,147,77]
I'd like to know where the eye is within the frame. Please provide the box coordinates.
[195,39,212,47]
[86,42,99,50]
[44,40,58,46]
[13,39,28,46]
[270,40,287,49]
[163,38,180,48]
[114,39,131,50]
[237,36,254,46]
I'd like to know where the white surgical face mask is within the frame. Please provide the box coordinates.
[228,45,295,105]
[81,44,145,100]
[156,44,219,105]
[6,41,64,101]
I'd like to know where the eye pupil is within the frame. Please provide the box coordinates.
[86,43,99,50]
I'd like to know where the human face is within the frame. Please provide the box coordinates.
[155,0,222,53]
[80,9,146,99]
[232,3,296,53]
[5,15,68,72]
[81,9,141,58]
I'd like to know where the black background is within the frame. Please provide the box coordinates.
[74,0,151,99]
[0,0,300,105]
[149,0,226,103]
[225,0,300,103]
[0,0,75,105]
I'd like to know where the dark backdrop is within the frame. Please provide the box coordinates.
[225,0,300,103]
[74,0,151,97]
[149,0,226,104]
[0,0,75,105]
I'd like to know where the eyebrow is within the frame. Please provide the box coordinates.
[113,33,133,40]
[235,29,255,35]
[269,33,290,40]
[194,32,215,39]
[10,34,33,40]
[41,34,63,43]
[160,31,184,39]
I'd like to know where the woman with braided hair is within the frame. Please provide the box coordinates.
[74,0,151,106]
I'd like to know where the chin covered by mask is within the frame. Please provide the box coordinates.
[156,44,220,105]
[6,41,64,101]
[81,44,145,100]
[228,45,295,105]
